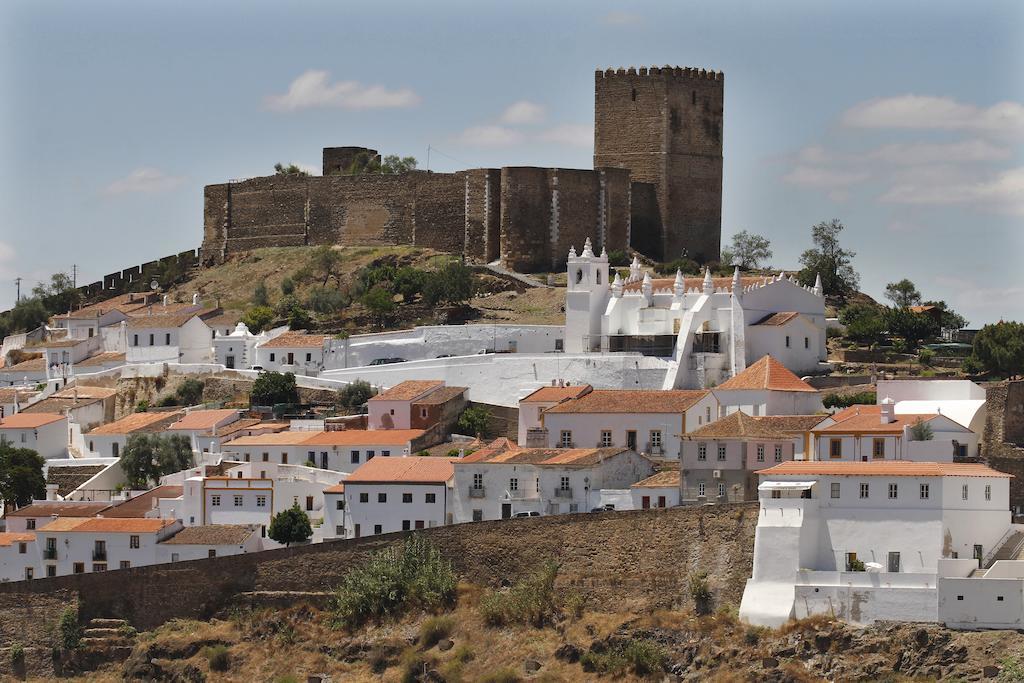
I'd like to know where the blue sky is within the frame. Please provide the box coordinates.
[1,0,1021,324]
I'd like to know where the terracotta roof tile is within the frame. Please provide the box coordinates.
[224,432,319,447]
[0,413,66,429]
[22,395,105,414]
[370,380,444,402]
[86,410,184,435]
[458,439,635,467]
[324,483,345,494]
[76,352,126,368]
[687,413,826,439]
[168,409,240,431]
[0,388,36,404]
[47,465,107,497]
[815,406,939,434]
[44,517,177,533]
[414,386,467,405]
[756,461,1013,478]
[2,357,45,372]
[751,312,801,326]
[259,333,330,349]
[302,430,425,446]
[54,293,154,320]
[5,502,111,518]
[545,389,708,414]
[520,384,593,403]
[537,447,632,467]
[631,470,681,488]
[35,517,91,531]
[345,457,456,484]
[103,486,184,518]
[125,308,216,329]
[0,532,36,546]
[160,524,257,545]
[716,355,817,393]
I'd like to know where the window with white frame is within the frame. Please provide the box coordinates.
[649,430,662,448]
[472,473,483,490]
[705,406,712,423]
[560,430,573,447]
[859,483,869,499]
[717,444,726,461]
[697,443,707,461]
[256,495,266,507]
[920,483,930,499]
[129,535,140,549]
[756,444,765,462]
[774,444,783,462]
[211,495,221,506]
[560,476,570,491]
[962,484,969,500]
[698,482,706,497]
[509,477,518,491]
[233,495,243,507]
[600,430,612,447]
[985,484,991,501]
[830,482,840,498]
[888,483,898,499]
[718,482,725,497]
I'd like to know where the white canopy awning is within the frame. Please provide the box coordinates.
[758,480,816,491]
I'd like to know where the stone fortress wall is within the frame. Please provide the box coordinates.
[202,66,724,271]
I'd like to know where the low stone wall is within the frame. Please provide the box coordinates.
[0,503,757,638]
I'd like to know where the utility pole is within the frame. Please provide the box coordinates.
[72,264,77,289]
[14,277,21,302]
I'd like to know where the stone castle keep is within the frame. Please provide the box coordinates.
[202,66,724,270]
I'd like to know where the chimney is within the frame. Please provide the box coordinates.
[880,397,895,424]
[192,293,199,305]
[163,295,168,307]
[45,483,59,501]
[551,379,556,386]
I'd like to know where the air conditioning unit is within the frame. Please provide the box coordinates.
[713,470,722,479]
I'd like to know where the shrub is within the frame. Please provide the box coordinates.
[581,639,668,677]
[175,378,204,406]
[399,648,433,683]
[203,644,230,672]
[606,249,630,267]
[479,561,559,628]
[419,615,454,648]
[337,379,376,411]
[688,571,713,615]
[268,504,313,547]
[918,348,935,366]
[280,277,295,296]
[848,557,866,572]
[253,283,269,306]
[156,394,178,407]
[117,623,138,639]
[451,644,475,663]
[962,356,983,375]
[332,536,456,629]
[457,406,490,438]
[744,626,767,646]
[826,326,844,339]
[822,391,876,409]
[251,370,299,406]
[58,608,81,650]
[241,305,275,334]
[909,418,934,441]
[306,287,349,314]
[564,590,587,620]
[654,257,700,276]
[9,642,24,665]
[134,399,150,413]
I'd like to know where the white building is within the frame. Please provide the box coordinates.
[629,470,681,510]
[0,412,68,460]
[712,355,823,416]
[563,238,827,389]
[339,456,455,539]
[3,500,113,533]
[213,322,265,370]
[517,383,593,445]
[84,410,184,458]
[451,439,655,521]
[812,400,978,462]
[0,531,40,582]
[221,429,426,472]
[125,309,216,364]
[254,332,330,376]
[739,460,1020,628]
[367,380,467,432]
[877,379,988,436]
[35,517,182,577]
[156,524,262,563]
[531,388,718,460]
[166,409,242,453]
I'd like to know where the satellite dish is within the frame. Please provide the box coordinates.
[150,280,159,291]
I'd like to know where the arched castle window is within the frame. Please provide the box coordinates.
[631,88,637,102]
[575,269,583,284]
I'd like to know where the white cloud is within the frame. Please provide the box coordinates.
[0,240,14,264]
[499,101,546,125]
[265,70,420,112]
[537,123,593,148]
[934,275,1024,314]
[454,125,526,147]
[601,11,642,25]
[881,165,1024,215]
[866,139,1012,165]
[841,95,1024,138]
[103,168,185,196]
[782,165,869,189]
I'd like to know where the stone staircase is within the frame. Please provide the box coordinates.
[77,617,137,666]
[985,530,1024,567]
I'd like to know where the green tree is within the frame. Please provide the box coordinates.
[343,151,381,175]
[921,300,968,331]
[337,379,376,411]
[32,272,80,314]
[241,306,275,334]
[251,371,300,406]
[884,279,922,308]
[174,378,205,406]
[721,230,772,270]
[253,283,270,306]
[797,219,859,297]
[457,406,490,438]
[0,442,45,509]
[838,303,886,344]
[268,503,312,547]
[306,287,348,314]
[120,434,194,489]
[361,286,396,327]
[423,261,473,307]
[273,162,310,177]
[885,307,939,348]
[972,321,1024,379]
[381,154,418,174]
[8,298,49,333]
[909,418,934,441]
[304,246,345,287]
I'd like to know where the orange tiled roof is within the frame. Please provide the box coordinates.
[687,411,792,439]
[125,308,216,329]
[302,430,425,446]
[54,293,154,320]
[41,517,177,533]
[86,410,184,435]
[544,389,708,414]
[4,502,111,518]
[103,486,184,518]
[815,405,939,434]
[459,438,633,467]
[622,275,764,293]
[345,456,456,484]
[369,380,443,402]
[259,332,330,349]
[324,483,345,493]
[631,470,681,488]
[751,312,801,326]
[223,431,319,447]
[168,409,239,431]
[0,532,35,546]
[160,524,256,545]
[2,357,45,372]
[716,355,817,393]
[53,386,117,400]
[520,384,594,403]
[76,352,126,368]
[537,447,632,467]
[756,460,1013,478]
[0,413,66,429]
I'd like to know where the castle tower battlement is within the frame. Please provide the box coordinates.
[594,64,724,263]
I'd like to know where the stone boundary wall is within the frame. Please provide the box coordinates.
[0,503,758,640]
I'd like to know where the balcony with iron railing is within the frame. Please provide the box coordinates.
[469,487,486,498]
[43,548,57,561]
[92,549,107,562]
[553,487,573,498]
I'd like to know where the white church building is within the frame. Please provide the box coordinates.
[564,238,827,389]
